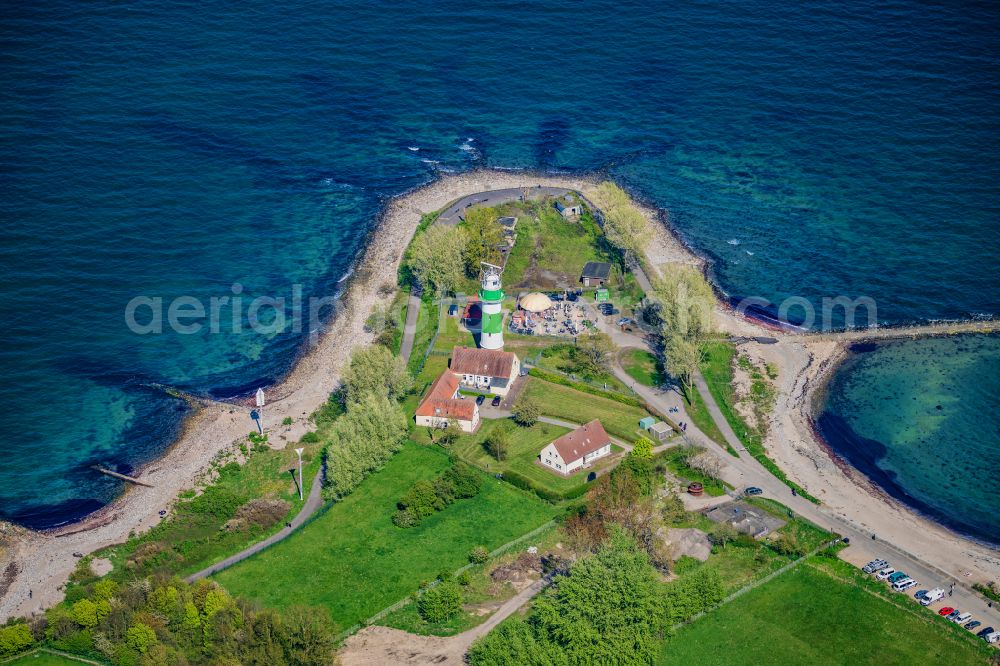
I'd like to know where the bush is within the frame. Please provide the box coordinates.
[394,464,482,528]
[469,546,489,564]
[0,623,33,657]
[418,582,463,623]
[511,397,540,427]
[299,430,320,444]
[485,423,512,461]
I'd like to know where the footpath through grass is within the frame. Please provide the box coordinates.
[3,651,102,665]
[213,442,557,629]
[659,556,989,665]
[699,342,818,502]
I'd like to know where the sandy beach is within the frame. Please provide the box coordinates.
[2,169,996,624]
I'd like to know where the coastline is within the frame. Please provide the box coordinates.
[2,168,996,623]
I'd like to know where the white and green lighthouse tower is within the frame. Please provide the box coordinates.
[479,262,505,350]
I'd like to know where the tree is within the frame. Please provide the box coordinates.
[710,522,739,550]
[688,450,722,481]
[485,422,512,461]
[125,623,157,654]
[341,344,412,405]
[406,224,465,294]
[468,617,567,666]
[418,582,462,623]
[588,181,651,269]
[324,391,409,498]
[468,546,489,564]
[771,531,805,557]
[663,334,701,392]
[512,397,539,427]
[436,420,463,446]
[530,527,663,664]
[652,265,715,341]
[630,436,653,459]
[72,599,99,628]
[573,331,615,376]
[281,606,338,665]
[0,623,33,657]
[461,207,503,276]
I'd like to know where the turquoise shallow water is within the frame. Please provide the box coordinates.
[1,1,998,529]
[818,335,1000,545]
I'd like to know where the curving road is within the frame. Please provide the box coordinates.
[185,468,324,582]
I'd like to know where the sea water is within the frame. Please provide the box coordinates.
[1,1,997,529]
[818,335,1000,546]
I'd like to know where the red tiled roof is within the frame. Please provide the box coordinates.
[450,346,516,379]
[415,371,477,422]
[550,419,611,464]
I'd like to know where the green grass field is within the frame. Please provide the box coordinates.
[213,442,557,629]
[3,651,100,666]
[621,349,665,387]
[659,559,989,665]
[501,201,613,289]
[521,377,650,443]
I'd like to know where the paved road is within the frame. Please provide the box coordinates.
[185,468,324,582]
[437,186,573,225]
[399,289,422,362]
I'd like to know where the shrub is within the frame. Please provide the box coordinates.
[469,546,489,564]
[299,430,320,444]
[631,437,654,459]
[0,623,33,657]
[394,464,482,528]
[125,622,157,654]
[282,416,294,426]
[417,582,462,623]
[511,397,540,427]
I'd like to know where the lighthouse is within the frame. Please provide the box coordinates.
[479,262,505,350]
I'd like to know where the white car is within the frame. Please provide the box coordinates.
[892,578,918,592]
[920,588,944,606]
[951,612,972,624]
[875,568,896,581]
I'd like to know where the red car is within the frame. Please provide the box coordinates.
[938,607,955,616]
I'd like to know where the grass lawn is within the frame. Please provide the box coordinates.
[445,419,620,497]
[213,442,558,629]
[659,558,989,665]
[535,344,631,393]
[621,349,665,387]
[96,431,326,579]
[521,377,651,443]
[502,201,613,289]
[3,651,101,665]
[660,448,728,497]
[406,295,441,375]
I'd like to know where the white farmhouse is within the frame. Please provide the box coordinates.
[415,371,480,433]
[449,346,520,397]
[539,419,612,475]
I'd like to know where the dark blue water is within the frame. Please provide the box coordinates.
[2,1,998,528]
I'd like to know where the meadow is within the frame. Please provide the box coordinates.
[520,377,651,443]
[659,558,990,665]
[213,442,558,628]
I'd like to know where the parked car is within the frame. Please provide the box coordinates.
[875,568,897,581]
[921,588,944,606]
[945,610,963,622]
[863,559,888,574]
[976,626,994,638]
[744,487,763,496]
[984,631,999,644]
[892,579,918,592]
[491,396,501,407]
[938,607,955,617]
[951,612,972,625]
[476,395,485,405]
[887,571,908,584]
[913,589,929,600]
[965,620,981,631]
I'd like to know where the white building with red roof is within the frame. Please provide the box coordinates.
[539,419,612,474]
[415,371,480,433]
